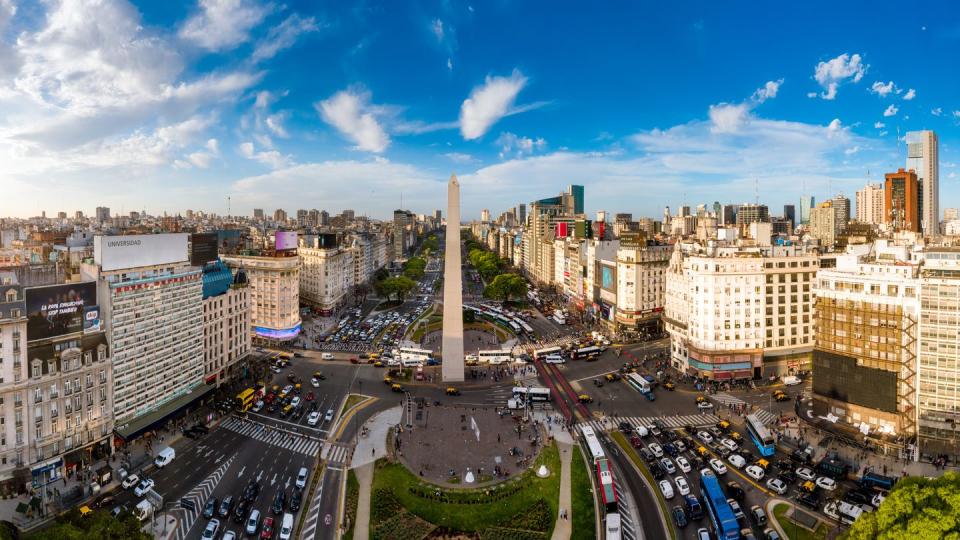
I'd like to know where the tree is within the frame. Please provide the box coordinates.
[374,268,390,282]
[29,508,150,540]
[484,273,528,304]
[390,276,417,301]
[402,257,427,280]
[844,473,960,540]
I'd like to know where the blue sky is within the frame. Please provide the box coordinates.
[1,0,959,221]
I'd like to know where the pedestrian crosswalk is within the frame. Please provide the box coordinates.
[321,442,351,465]
[579,413,720,434]
[753,408,779,426]
[219,417,322,456]
[711,392,747,407]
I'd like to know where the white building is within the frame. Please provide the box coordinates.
[300,236,355,315]
[856,183,885,225]
[0,272,28,492]
[906,130,939,236]
[202,262,251,387]
[615,234,671,333]
[223,252,301,342]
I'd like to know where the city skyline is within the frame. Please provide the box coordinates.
[2,1,959,220]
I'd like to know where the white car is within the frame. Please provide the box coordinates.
[290,396,301,408]
[675,476,690,496]
[816,477,837,491]
[796,467,816,481]
[122,474,140,490]
[727,454,746,469]
[721,438,739,452]
[310,378,320,388]
[872,493,886,508]
[660,458,676,474]
[766,478,788,495]
[252,400,264,412]
[648,444,663,458]
[324,409,334,423]
[697,431,714,444]
[659,479,675,499]
[709,459,727,475]
[745,465,765,481]
[222,531,237,540]
[698,401,714,410]
[307,411,321,426]
[676,456,692,473]
[321,353,334,360]
[202,519,220,540]
[134,478,155,497]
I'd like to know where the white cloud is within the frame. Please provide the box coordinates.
[0,0,19,79]
[813,53,867,99]
[903,88,916,100]
[316,87,390,152]
[251,13,319,62]
[879,130,888,136]
[827,118,843,135]
[844,146,860,155]
[874,121,885,129]
[239,140,291,169]
[265,112,289,138]
[431,18,444,42]
[495,132,546,158]
[444,152,477,163]
[447,58,453,71]
[459,70,529,140]
[954,110,960,119]
[806,92,817,98]
[752,79,783,103]
[932,107,943,116]
[179,0,270,51]
[883,104,899,117]
[708,103,751,133]
[869,81,897,97]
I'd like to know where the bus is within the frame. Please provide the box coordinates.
[518,320,534,335]
[581,425,605,462]
[235,388,257,413]
[745,413,777,457]
[395,347,433,366]
[513,387,551,403]
[595,458,618,512]
[604,513,622,540]
[508,321,521,333]
[699,470,740,540]
[478,350,512,365]
[534,346,563,359]
[572,346,602,361]
[625,373,652,394]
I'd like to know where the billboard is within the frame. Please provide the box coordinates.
[254,323,301,340]
[813,350,897,413]
[190,232,219,266]
[600,264,616,292]
[26,282,98,341]
[275,231,298,251]
[83,305,101,334]
[94,234,189,271]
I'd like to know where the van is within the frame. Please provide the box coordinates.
[154,447,175,468]
[279,513,294,540]
[783,375,801,386]
[544,355,565,364]
[135,500,153,522]
[321,353,334,360]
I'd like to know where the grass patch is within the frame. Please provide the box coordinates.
[610,431,676,540]
[570,446,596,540]
[371,443,561,535]
[772,503,830,540]
[343,470,360,540]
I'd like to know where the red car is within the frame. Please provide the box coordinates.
[305,392,314,401]
[260,516,274,539]
[349,357,359,364]
[630,435,643,448]
[264,393,276,404]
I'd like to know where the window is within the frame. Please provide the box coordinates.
[31,362,40,378]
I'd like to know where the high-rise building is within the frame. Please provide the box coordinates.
[885,169,921,232]
[713,201,722,218]
[721,205,738,226]
[393,210,412,260]
[856,183,885,225]
[253,208,264,220]
[615,233,671,333]
[95,207,110,223]
[222,252,301,343]
[273,209,288,223]
[568,184,584,215]
[319,210,330,226]
[202,261,251,387]
[735,204,769,225]
[75,210,84,220]
[300,234,355,315]
[783,205,795,227]
[906,130,939,235]
[342,210,355,221]
[799,196,815,225]
[434,209,442,222]
[809,201,838,245]
[480,209,491,222]
[515,204,526,226]
[831,194,851,232]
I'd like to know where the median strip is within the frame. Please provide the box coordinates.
[610,431,677,540]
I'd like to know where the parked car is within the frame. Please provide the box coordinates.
[750,505,768,526]
[816,477,838,491]
[203,496,218,519]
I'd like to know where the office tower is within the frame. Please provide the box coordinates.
[253,208,264,220]
[273,209,287,223]
[679,206,690,217]
[514,204,526,226]
[393,210,413,259]
[831,194,851,232]
[713,201,722,218]
[809,202,838,245]
[783,205,796,226]
[342,210,355,221]
[568,184,584,215]
[296,209,308,226]
[319,210,329,226]
[480,209,491,222]
[735,204,769,225]
[75,210,83,220]
[799,196,815,225]
[885,169,921,232]
[906,130,939,235]
[720,205,738,226]
[442,175,465,382]
[434,209,442,222]
[95,207,110,222]
[856,184,885,225]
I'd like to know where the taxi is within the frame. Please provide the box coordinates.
[663,382,676,391]
[800,480,816,493]
[730,431,743,442]
[716,420,731,432]
[577,394,594,404]
[696,446,710,457]
[373,361,384,368]
[383,377,393,385]
[391,384,404,393]
[445,387,461,396]
[605,372,620,382]
[754,458,770,470]
[696,396,707,404]
[79,505,93,517]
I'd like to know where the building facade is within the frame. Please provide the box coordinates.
[222,253,301,342]
[856,183,885,225]
[885,169,921,233]
[906,130,939,236]
[202,261,251,388]
[300,237,355,315]
[614,234,671,333]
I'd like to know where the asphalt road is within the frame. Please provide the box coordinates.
[602,433,670,540]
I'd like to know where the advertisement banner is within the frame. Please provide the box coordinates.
[94,234,189,271]
[190,232,219,266]
[83,305,101,334]
[254,323,301,340]
[601,265,616,292]
[26,282,98,341]
[275,231,298,251]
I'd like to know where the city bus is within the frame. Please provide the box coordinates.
[396,347,433,367]
[581,425,605,462]
[625,373,652,394]
[699,470,740,540]
[533,346,563,359]
[604,513,622,540]
[595,458,618,512]
[745,413,777,457]
[478,350,512,365]
[235,388,257,413]
[508,321,521,333]
[572,346,602,361]
[518,320,534,335]
[513,387,551,403]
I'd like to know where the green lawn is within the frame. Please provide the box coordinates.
[610,431,677,540]
[570,446,597,540]
[772,503,830,540]
[371,443,561,536]
[343,470,360,540]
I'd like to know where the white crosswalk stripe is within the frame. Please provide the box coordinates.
[219,417,322,457]
[711,392,746,407]
[170,453,237,540]
[321,443,351,465]
[578,413,720,434]
[753,408,778,426]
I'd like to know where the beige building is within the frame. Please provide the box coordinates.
[202,268,251,388]
[809,201,838,246]
[615,233,671,332]
[856,183,885,225]
[222,253,301,342]
[299,237,355,315]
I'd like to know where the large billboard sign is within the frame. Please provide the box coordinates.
[95,234,189,271]
[26,282,98,341]
[254,323,301,340]
[190,233,219,266]
[600,264,616,292]
[275,231,298,251]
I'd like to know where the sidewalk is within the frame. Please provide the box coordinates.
[551,441,572,540]
[352,463,374,540]
[352,406,402,468]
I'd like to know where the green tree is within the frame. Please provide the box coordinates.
[390,276,417,301]
[402,257,427,280]
[374,268,390,282]
[484,273,528,304]
[29,508,150,540]
[844,473,960,540]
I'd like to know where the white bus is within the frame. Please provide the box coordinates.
[396,347,432,361]
[534,346,563,359]
[581,425,605,461]
[625,373,652,394]
[513,387,551,402]
[478,350,512,365]
[572,346,602,361]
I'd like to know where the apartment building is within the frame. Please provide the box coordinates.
[299,235,354,315]
[202,261,251,387]
[615,232,671,333]
[0,272,28,493]
[222,252,300,342]
[856,183,885,225]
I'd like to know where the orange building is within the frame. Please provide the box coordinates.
[884,168,920,232]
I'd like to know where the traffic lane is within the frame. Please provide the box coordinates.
[313,466,343,540]
[602,435,670,540]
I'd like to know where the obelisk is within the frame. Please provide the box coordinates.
[442,174,465,382]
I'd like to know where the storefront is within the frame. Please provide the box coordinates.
[686,348,761,380]
[30,457,63,489]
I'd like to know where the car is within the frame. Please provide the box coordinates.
[289,490,301,512]
[709,458,727,475]
[745,465,765,481]
[296,467,308,489]
[324,409,334,423]
[290,396,301,408]
[672,506,688,528]
[202,519,220,540]
[321,353,334,360]
[134,478,155,497]
[675,476,690,496]
[218,496,234,519]
[728,498,745,521]
[872,493,886,508]
[766,478,788,495]
[223,531,237,540]
[638,448,654,462]
[727,481,745,502]
[648,443,663,458]
[750,505,767,525]
[698,401,714,409]
[260,516,275,539]
[674,440,687,452]
[844,490,872,506]
[696,528,711,540]
[659,480,675,499]
[721,438,739,452]
[763,528,781,540]
[727,454,746,469]
[660,458,676,474]
[629,435,643,448]
[676,456,692,473]
[94,494,115,509]
[122,474,140,490]
[797,492,821,510]
[305,392,315,401]
[308,411,321,426]
[663,442,679,456]
[730,431,743,442]
[246,509,261,535]
[233,499,251,523]
[816,477,837,491]
[796,467,816,481]
[252,400,265,412]
[648,424,661,437]
[697,431,714,444]
[203,496,218,519]
[242,480,261,502]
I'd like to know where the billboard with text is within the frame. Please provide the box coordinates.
[94,234,188,271]
[26,282,98,341]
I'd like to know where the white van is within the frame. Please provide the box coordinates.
[544,355,565,364]
[783,375,801,386]
[321,353,334,360]
[279,513,294,540]
[154,447,175,468]
[135,499,153,522]
[401,358,424,368]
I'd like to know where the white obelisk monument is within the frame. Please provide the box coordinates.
[442,174,465,382]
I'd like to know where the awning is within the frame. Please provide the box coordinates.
[113,384,216,442]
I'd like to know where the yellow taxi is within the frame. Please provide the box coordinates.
[730,431,743,442]
[373,361,384,368]
[577,394,594,404]
[696,396,707,404]
[716,420,731,432]
[755,458,770,470]
[383,377,393,385]
[605,373,619,382]
[445,387,461,396]
[391,384,404,393]
[79,505,93,517]
[663,382,676,391]
[282,404,294,416]
[801,480,816,493]
[696,446,710,457]
[369,352,380,360]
